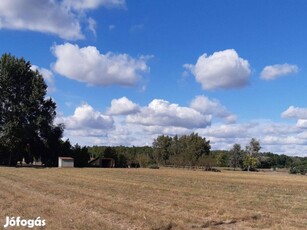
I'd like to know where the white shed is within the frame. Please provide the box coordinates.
[58,157,74,168]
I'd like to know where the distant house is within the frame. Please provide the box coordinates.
[58,157,74,168]
[88,157,115,168]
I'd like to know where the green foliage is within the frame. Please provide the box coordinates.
[87,145,154,168]
[0,53,63,166]
[152,135,172,164]
[243,155,258,171]
[153,133,211,166]
[229,144,244,170]
[289,163,307,175]
[215,151,230,167]
[72,144,90,167]
[246,138,261,157]
[87,139,307,170]
[244,138,261,171]
[257,152,294,169]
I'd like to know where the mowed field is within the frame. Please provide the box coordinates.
[0,167,306,229]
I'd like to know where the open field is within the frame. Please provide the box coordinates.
[0,167,306,229]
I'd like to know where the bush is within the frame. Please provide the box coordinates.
[148,164,159,169]
[289,165,307,175]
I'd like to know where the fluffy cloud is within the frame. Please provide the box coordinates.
[184,49,251,90]
[107,97,140,115]
[0,0,83,39]
[126,99,211,129]
[190,95,236,123]
[52,43,150,86]
[282,106,307,129]
[260,64,298,80]
[281,106,307,119]
[58,103,114,132]
[31,65,56,93]
[296,120,307,129]
[56,101,307,156]
[0,0,125,40]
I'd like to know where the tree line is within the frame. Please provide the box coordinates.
[1,53,307,172]
[88,135,307,173]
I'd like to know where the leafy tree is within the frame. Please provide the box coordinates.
[180,133,211,166]
[152,135,172,164]
[72,144,90,167]
[215,151,230,167]
[0,53,63,166]
[104,147,118,162]
[243,155,258,171]
[246,138,261,156]
[152,133,211,166]
[245,138,261,171]
[229,144,244,170]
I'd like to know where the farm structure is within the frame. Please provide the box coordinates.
[58,157,74,168]
[88,157,115,168]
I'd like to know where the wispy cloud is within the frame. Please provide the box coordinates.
[260,63,298,80]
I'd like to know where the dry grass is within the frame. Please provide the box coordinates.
[0,167,306,229]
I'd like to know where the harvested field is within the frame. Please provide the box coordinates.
[0,167,306,229]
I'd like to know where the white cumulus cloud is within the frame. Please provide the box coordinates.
[190,95,236,123]
[107,97,140,115]
[0,0,125,40]
[296,119,307,129]
[260,63,298,80]
[58,103,114,131]
[52,43,150,87]
[184,49,251,90]
[0,0,83,40]
[55,101,307,156]
[126,99,211,129]
[281,106,307,119]
[282,106,307,129]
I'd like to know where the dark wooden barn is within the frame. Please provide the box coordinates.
[88,157,115,168]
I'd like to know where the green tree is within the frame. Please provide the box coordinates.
[152,135,172,165]
[243,155,258,171]
[229,144,244,170]
[104,147,118,165]
[72,144,90,167]
[215,151,230,167]
[245,138,261,171]
[0,53,63,166]
[178,133,211,166]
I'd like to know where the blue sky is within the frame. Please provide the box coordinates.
[1,0,307,155]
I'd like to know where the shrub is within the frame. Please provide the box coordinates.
[289,164,307,175]
[148,164,160,169]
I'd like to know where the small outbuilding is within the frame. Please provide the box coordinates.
[58,157,74,168]
[88,157,115,168]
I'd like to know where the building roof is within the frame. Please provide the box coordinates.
[59,157,74,160]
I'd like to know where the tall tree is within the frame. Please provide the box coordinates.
[181,133,211,166]
[229,143,244,170]
[0,53,63,166]
[152,135,172,164]
[245,138,261,171]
